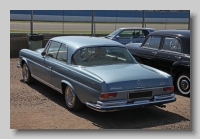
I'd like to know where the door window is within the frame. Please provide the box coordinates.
[46,41,61,58]
[143,36,161,49]
[162,37,182,53]
[119,30,145,39]
[119,30,134,38]
[134,30,140,38]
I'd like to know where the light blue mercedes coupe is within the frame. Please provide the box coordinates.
[17,36,176,112]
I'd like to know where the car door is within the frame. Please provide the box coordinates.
[133,35,162,66]
[113,29,141,44]
[156,36,183,71]
[51,44,68,89]
[32,40,52,80]
[42,41,61,84]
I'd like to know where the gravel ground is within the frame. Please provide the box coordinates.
[10,58,190,129]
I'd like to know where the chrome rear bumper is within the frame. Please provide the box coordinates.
[86,93,176,112]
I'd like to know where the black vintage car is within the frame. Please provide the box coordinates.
[126,30,190,96]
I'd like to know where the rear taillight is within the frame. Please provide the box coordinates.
[100,92,118,98]
[162,86,174,92]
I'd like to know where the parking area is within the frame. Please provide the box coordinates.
[10,58,190,129]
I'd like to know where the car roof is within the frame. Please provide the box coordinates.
[150,30,190,37]
[50,36,125,63]
[119,27,155,30]
[51,36,124,49]
[146,30,190,54]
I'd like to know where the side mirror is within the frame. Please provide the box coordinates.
[41,51,46,56]
[115,35,120,39]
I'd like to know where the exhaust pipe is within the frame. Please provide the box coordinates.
[156,104,166,108]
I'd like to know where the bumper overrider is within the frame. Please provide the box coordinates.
[86,93,176,112]
[17,62,21,68]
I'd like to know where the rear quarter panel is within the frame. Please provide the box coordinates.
[52,65,107,104]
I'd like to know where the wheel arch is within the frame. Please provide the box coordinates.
[171,61,190,82]
[21,57,28,68]
[172,68,190,83]
[61,80,85,108]
[61,80,75,95]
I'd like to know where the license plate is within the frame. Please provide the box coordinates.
[128,91,152,99]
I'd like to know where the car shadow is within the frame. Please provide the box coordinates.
[23,79,190,129]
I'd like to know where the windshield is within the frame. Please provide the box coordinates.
[71,46,138,66]
[107,29,121,37]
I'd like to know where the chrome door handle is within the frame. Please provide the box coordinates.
[152,52,157,54]
[47,66,51,69]
[175,56,181,59]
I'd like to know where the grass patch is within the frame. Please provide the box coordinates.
[10,30,112,34]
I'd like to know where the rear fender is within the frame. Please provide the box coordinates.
[171,61,190,80]
[61,80,75,94]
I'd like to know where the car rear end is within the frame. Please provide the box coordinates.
[85,64,176,112]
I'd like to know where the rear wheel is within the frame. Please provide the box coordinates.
[176,72,190,96]
[22,63,34,84]
[64,86,84,111]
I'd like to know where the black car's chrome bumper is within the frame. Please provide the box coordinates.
[86,93,176,112]
[17,62,21,68]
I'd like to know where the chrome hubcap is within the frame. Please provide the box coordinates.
[22,64,29,81]
[177,75,190,95]
[180,80,189,91]
[65,87,75,108]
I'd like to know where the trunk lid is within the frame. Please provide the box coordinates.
[83,64,171,91]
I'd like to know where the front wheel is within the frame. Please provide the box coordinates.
[64,86,84,111]
[176,72,190,96]
[22,63,34,84]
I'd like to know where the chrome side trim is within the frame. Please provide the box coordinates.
[31,74,62,93]
[134,87,146,89]
[86,93,176,112]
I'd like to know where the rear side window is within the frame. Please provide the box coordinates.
[162,37,182,53]
[57,44,67,62]
[143,36,161,49]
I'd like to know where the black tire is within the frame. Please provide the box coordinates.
[176,72,190,96]
[22,63,34,84]
[64,86,84,111]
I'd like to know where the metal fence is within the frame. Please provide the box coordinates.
[10,10,190,35]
